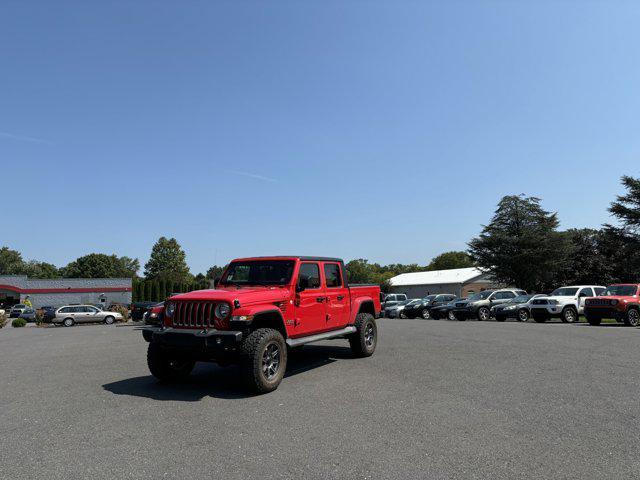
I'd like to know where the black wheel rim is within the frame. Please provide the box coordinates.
[519,310,528,321]
[262,342,281,380]
[364,323,375,348]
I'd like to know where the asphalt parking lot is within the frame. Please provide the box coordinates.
[1,319,639,480]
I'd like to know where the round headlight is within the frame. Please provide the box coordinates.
[165,302,176,317]
[215,303,231,319]
[610,299,619,306]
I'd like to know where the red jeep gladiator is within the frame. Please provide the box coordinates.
[139,256,381,393]
[584,284,640,326]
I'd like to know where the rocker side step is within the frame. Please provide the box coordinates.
[286,326,356,347]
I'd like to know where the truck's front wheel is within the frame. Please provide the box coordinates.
[241,328,287,394]
[147,343,195,382]
[350,313,377,357]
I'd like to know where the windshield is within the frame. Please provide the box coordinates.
[220,260,295,286]
[551,287,579,297]
[601,285,638,296]
[423,295,436,302]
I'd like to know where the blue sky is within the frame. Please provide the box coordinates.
[1,1,639,274]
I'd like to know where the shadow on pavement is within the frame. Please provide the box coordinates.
[102,344,354,401]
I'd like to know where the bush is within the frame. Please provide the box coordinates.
[0,313,7,329]
[109,304,130,322]
[12,318,27,328]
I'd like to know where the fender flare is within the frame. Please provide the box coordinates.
[350,297,376,323]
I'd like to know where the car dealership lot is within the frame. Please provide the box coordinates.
[1,321,639,479]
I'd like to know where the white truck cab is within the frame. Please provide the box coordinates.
[529,285,606,323]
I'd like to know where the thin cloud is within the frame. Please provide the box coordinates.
[226,170,277,182]
[0,131,53,145]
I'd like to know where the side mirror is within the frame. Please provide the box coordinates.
[296,276,309,293]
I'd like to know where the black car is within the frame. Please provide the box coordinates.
[131,301,157,321]
[403,294,457,319]
[431,297,465,320]
[491,294,544,322]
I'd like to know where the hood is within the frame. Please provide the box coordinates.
[170,286,290,307]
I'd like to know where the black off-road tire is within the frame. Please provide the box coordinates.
[624,308,640,327]
[562,307,578,324]
[349,313,377,358]
[586,315,602,326]
[147,343,195,382]
[241,328,287,394]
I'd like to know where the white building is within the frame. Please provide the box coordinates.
[388,267,497,299]
[0,275,132,309]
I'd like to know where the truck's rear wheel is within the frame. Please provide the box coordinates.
[241,328,287,394]
[350,313,377,357]
[147,343,195,382]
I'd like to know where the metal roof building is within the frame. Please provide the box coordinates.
[0,275,132,309]
[388,267,497,299]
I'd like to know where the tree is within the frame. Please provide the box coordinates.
[0,246,24,275]
[144,237,191,282]
[468,195,569,292]
[62,253,139,278]
[427,251,474,271]
[609,175,640,233]
[22,261,60,279]
[205,265,226,286]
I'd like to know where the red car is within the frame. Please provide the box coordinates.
[140,256,381,393]
[584,284,640,326]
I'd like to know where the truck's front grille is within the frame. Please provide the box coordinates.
[172,301,217,328]
[586,298,610,306]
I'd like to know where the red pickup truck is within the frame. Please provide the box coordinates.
[584,284,640,326]
[140,256,381,393]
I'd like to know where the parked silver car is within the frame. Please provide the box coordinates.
[53,305,123,327]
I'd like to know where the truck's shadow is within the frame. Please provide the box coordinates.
[102,345,354,401]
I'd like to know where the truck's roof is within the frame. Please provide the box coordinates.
[232,256,343,263]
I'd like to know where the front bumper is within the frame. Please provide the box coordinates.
[452,307,474,319]
[584,306,624,320]
[139,326,243,353]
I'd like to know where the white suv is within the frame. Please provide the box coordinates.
[529,285,605,323]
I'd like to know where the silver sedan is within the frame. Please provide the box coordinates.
[53,305,124,327]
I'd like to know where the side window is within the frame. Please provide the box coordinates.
[324,263,343,288]
[72,306,84,313]
[399,295,407,301]
[298,263,321,290]
[59,307,69,313]
[594,287,605,296]
[503,292,516,299]
[579,288,593,297]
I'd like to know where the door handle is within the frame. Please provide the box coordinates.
[337,295,344,300]
[316,296,326,303]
